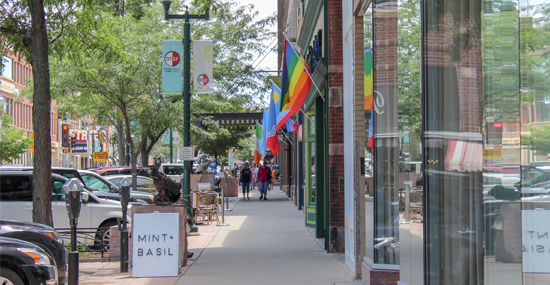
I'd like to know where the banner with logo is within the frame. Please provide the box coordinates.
[162,40,183,95]
[193,40,214,94]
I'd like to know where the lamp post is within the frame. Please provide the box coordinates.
[162,0,209,233]
[64,178,83,285]
[117,177,131,272]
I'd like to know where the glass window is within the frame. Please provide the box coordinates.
[1,56,13,80]
[309,141,316,203]
[164,166,183,175]
[81,174,111,192]
[51,179,66,201]
[372,0,400,265]
[0,175,32,201]
[108,177,122,185]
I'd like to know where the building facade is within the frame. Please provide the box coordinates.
[1,54,113,168]
[280,0,550,283]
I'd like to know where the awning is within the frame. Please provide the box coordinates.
[445,140,482,172]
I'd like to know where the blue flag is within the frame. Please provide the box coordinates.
[260,108,268,156]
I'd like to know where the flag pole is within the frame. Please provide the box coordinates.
[300,108,314,123]
[282,130,295,147]
[282,32,325,102]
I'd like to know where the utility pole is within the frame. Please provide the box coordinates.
[162,0,209,233]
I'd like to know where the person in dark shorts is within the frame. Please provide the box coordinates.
[240,162,252,200]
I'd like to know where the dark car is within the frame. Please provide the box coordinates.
[0,220,67,284]
[78,170,155,204]
[0,236,58,285]
[0,166,145,205]
[88,166,149,177]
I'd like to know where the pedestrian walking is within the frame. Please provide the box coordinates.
[240,162,252,200]
[257,161,271,200]
[251,164,258,190]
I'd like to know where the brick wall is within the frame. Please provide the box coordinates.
[327,0,345,253]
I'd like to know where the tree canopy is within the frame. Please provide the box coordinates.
[0,115,33,164]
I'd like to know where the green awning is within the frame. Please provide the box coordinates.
[303,61,326,112]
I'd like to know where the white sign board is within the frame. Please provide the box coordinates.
[132,213,179,277]
[63,160,70,168]
[522,210,550,273]
[172,130,180,144]
[193,40,214,94]
[180,146,194,161]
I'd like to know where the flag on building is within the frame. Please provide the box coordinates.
[368,110,374,149]
[260,109,268,156]
[271,83,299,134]
[277,39,312,130]
[254,123,263,165]
[364,47,373,110]
[266,85,280,156]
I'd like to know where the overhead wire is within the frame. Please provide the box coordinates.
[220,36,279,98]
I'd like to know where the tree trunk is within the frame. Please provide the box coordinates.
[27,0,53,226]
[117,120,125,166]
[140,144,148,167]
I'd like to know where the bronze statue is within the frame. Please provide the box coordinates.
[150,157,181,205]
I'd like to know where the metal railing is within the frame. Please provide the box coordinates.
[55,228,107,258]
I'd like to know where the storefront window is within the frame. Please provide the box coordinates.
[423,0,485,283]
[373,0,400,265]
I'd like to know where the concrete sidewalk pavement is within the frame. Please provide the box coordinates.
[176,187,357,285]
[78,196,241,285]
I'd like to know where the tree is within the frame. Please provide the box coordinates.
[523,126,550,158]
[0,0,80,226]
[0,115,33,164]
[49,7,172,188]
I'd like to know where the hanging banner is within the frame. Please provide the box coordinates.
[162,40,183,95]
[193,40,214,94]
[364,47,373,110]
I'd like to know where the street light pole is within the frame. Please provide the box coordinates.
[163,0,209,233]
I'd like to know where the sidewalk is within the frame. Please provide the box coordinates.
[79,186,358,285]
[176,187,357,285]
[79,197,240,285]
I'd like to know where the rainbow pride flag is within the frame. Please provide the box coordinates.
[364,47,373,110]
[277,39,312,130]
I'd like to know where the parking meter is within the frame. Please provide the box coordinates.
[63,178,83,285]
[117,177,131,273]
[64,178,83,222]
[118,177,131,211]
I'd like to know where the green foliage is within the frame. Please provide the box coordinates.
[0,116,33,164]
[397,0,422,161]
[523,126,550,157]
[0,0,84,62]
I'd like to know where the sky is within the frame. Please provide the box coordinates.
[233,0,278,71]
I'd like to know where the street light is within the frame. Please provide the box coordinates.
[117,177,131,273]
[162,0,209,233]
[64,178,84,285]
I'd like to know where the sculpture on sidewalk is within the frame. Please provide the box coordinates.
[150,158,181,205]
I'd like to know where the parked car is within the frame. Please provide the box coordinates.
[514,168,550,188]
[0,170,131,249]
[158,163,184,182]
[88,166,149,177]
[104,175,157,193]
[0,166,145,205]
[78,170,155,204]
[0,220,67,284]
[0,236,57,285]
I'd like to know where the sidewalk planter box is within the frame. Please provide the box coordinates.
[132,205,188,272]
[190,174,215,189]
[219,177,239,197]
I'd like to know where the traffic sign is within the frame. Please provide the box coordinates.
[93,151,109,162]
